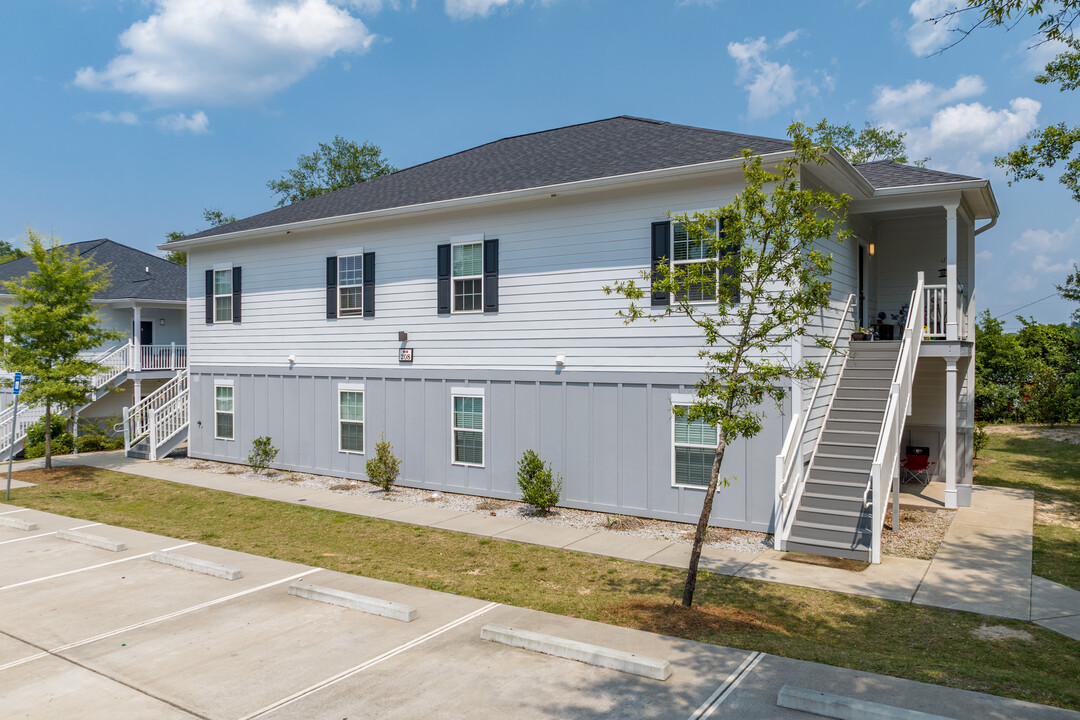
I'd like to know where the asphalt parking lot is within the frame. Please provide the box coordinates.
[1,503,1077,720]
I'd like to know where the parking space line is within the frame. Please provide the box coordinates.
[0,522,101,546]
[240,601,501,720]
[0,508,29,515]
[686,651,764,720]
[0,542,195,591]
[0,568,323,674]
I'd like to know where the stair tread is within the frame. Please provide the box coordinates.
[791,519,865,533]
[802,490,866,503]
[806,477,867,489]
[786,535,871,551]
[796,506,864,518]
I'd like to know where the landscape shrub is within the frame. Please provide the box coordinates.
[366,433,401,492]
[972,422,989,460]
[517,449,562,515]
[75,415,124,453]
[247,436,279,474]
[24,414,73,458]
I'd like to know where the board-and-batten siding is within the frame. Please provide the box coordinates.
[186,176,758,373]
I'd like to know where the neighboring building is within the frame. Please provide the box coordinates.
[0,239,187,450]
[157,117,995,562]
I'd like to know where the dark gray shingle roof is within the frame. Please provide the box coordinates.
[0,239,186,302]
[181,116,794,241]
[854,160,980,189]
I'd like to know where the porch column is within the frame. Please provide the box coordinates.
[133,378,142,406]
[945,203,959,341]
[944,358,958,509]
[132,304,142,372]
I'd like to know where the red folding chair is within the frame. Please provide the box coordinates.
[900,446,935,485]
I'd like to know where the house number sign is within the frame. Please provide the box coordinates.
[398,348,413,363]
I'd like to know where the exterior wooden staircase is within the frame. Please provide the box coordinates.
[784,341,901,561]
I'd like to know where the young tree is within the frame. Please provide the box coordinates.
[164,208,237,266]
[605,125,851,607]
[267,136,397,207]
[811,119,927,166]
[1059,262,1080,320]
[0,230,123,468]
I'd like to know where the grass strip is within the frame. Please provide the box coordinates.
[7,465,1080,711]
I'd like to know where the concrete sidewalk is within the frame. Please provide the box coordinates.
[10,451,1077,639]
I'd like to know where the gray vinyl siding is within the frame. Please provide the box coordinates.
[188,367,789,531]
[873,211,946,324]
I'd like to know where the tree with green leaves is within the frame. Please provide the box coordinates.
[605,124,851,607]
[0,240,26,265]
[267,136,397,207]
[0,230,124,468]
[1059,262,1080,320]
[811,119,926,166]
[164,208,237,266]
[931,1,1080,200]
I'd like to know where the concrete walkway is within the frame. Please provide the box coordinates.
[9,451,1078,640]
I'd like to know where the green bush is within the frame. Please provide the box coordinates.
[75,415,124,453]
[24,414,74,458]
[247,436,279,474]
[972,422,989,460]
[517,449,562,515]
[366,433,401,492]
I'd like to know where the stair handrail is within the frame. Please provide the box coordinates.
[774,292,857,550]
[88,341,134,390]
[123,370,189,453]
[148,387,189,461]
[0,403,48,459]
[865,272,925,563]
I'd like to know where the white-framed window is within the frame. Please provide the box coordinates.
[338,384,365,454]
[338,253,364,317]
[451,387,484,466]
[214,380,234,440]
[214,268,233,323]
[671,401,716,488]
[452,240,484,313]
[672,220,718,303]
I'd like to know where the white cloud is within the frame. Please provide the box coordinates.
[74,0,375,106]
[445,0,519,19]
[903,97,1040,174]
[906,0,963,56]
[1032,254,1076,275]
[869,75,984,126]
[87,110,140,125]
[1013,218,1080,255]
[157,111,210,134]
[976,249,994,262]
[727,32,822,120]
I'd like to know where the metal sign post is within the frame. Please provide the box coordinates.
[6,371,22,501]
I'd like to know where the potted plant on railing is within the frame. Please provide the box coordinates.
[851,327,870,341]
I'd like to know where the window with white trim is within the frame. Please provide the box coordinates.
[451,392,483,466]
[452,242,483,312]
[214,382,234,440]
[672,221,719,303]
[338,385,365,453]
[672,405,716,487]
[338,254,364,317]
[214,269,233,322]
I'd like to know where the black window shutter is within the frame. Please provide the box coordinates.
[231,266,242,323]
[204,269,214,324]
[719,220,740,304]
[483,238,499,313]
[651,221,670,306]
[363,252,375,317]
[326,256,337,318]
[437,244,451,315]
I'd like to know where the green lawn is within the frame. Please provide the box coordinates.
[975,428,1080,590]
[6,465,1080,710]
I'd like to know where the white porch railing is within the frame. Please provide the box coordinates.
[774,293,857,550]
[123,371,189,456]
[0,404,48,460]
[140,343,187,371]
[865,272,926,563]
[89,342,133,389]
[923,284,947,340]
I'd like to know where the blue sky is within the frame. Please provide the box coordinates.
[1,0,1076,326]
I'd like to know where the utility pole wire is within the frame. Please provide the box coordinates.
[992,291,1064,320]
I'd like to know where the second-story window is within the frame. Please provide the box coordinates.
[672,221,717,303]
[214,269,233,322]
[338,254,364,317]
[452,242,483,312]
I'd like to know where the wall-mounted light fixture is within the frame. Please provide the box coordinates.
[159,318,166,326]
[868,242,875,257]
[555,354,566,366]
[287,354,296,368]
[398,331,408,343]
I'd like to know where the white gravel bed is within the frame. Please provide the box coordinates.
[169,457,773,554]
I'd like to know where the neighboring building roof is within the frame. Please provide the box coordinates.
[0,238,186,302]
[181,116,794,241]
[853,160,980,189]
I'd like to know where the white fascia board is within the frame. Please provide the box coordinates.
[157,151,795,252]
[871,179,999,219]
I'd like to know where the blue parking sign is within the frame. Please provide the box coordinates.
[12,372,21,396]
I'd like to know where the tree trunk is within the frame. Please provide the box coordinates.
[681,430,728,607]
[44,402,52,470]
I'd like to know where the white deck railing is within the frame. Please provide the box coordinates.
[865,272,926,563]
[923,284,947,340]
[88,342,133,389]
[140,343,187,371]
[0,404,48,460]
[123,370,189,455]
[774,293,857,550]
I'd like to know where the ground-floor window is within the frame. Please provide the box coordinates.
[673,404,715,487]
[452,391,484,466]
[215,382,234,440]
[339,385,365,453]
